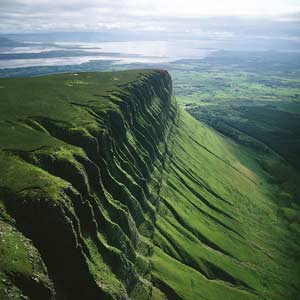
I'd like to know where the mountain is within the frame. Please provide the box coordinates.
[0,70,299,300]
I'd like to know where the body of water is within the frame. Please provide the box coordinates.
[1,37,299,69]
[0,40,216,69]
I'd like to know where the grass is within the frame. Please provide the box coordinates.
[169,52,300,105]
[150,110,300,300]
[0,220,53,299]
[151,247,258,300]
[0,69,176,299]
[0,69,299,299]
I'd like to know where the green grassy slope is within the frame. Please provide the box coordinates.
[0,70,176,300]
[0,70,299,300]
[151,110,300,300]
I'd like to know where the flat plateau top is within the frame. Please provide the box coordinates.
[0,70,161,123]
[0,70,165,151]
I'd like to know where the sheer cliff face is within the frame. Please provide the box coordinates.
[0,70,177,300]
[0,71,299,300]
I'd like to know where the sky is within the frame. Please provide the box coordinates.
[0,0,299,33]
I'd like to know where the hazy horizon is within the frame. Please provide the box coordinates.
[0,0,299,35]
[0,0,299,69]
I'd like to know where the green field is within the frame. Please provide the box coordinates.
[169,51,300,105]
[0,69,299,299]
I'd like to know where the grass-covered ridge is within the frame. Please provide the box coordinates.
[0,70,299,300]
[152,110,300,300]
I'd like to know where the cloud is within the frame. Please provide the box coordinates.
[0,0,299,33]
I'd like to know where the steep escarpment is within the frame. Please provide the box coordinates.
[0,70,177,300]
[0,70,299,300]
